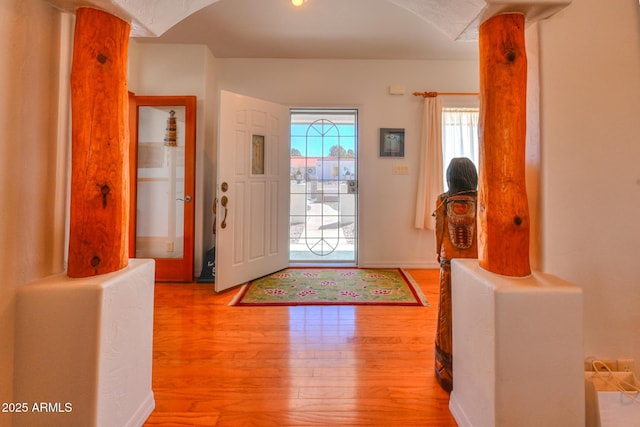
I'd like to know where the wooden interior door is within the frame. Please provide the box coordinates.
[214,90,290,292]
[129,94,196,281]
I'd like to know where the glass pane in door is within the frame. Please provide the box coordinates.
[136,106,186,259]
[289,108,358,264]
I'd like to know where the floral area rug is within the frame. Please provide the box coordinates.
[230,268,429,306]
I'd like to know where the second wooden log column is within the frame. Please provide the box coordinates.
[477,13,531,277]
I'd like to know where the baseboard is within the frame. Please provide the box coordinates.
[358,260,439,269]
[124,392,155,427]
[449,391,472,427]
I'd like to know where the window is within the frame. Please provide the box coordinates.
[442,108,479,191]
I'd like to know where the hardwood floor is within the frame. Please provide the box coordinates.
[143,269,458,426]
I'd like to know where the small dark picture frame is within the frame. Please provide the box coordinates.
[379,128,405,157]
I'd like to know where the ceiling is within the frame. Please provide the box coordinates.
[132,0,480,60]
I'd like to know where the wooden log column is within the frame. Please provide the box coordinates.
[477,13,531,277]
[68,8,131,278]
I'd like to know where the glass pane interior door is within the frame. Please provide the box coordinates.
[290,108,358,264]
[136,106,186,259]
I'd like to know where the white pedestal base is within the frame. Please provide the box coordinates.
[449,259,584,427]
[14,259,156,427]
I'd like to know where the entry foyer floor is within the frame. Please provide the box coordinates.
[143,269,457,426]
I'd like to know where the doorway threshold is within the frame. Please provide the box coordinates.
[289,261,357,268]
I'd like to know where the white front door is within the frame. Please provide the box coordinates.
[215,91,290,292]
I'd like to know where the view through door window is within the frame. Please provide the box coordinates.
[290,109,358,264]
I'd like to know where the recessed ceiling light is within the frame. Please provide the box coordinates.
[291,0,306,6]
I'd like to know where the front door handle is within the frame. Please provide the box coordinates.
[220,195,229,229]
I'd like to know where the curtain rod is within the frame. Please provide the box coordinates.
[413,91,479,98]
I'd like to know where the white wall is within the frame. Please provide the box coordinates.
[539,0,640,371]
[202,48,219,254]
[216,58,479,267]
[0,0,71,423]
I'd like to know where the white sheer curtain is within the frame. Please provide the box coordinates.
[414,96,443,230]
[442,108,479,191]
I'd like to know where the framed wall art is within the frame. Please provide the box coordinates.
[379,128,405,157]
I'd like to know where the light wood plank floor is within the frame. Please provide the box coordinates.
[144,269,458,426]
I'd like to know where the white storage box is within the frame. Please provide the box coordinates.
[585,371,640,427]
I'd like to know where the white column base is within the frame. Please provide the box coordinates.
[14,259,156,427]
[449,259,584,427]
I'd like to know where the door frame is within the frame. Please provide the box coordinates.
[128,93,197,281]
[289,108,359,265]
